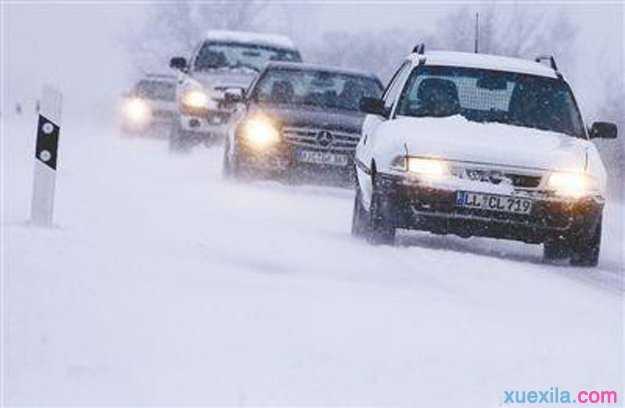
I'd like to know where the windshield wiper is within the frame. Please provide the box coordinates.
[196,66,229,72]
[229,62,260,73]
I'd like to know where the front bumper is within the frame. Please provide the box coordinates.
[121,107,176,131]
[376,173,604,244]
[179,107,231,135]
[234,139,355,184]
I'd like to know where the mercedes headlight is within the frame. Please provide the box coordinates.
[392,156,450,180]
[240,116,280,148]
[547,172,598,198]
[123,98,151,124]
[181,89,210,108]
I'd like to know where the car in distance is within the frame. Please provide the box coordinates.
[120,74,177,136]
[169,30,302,152]
[353,46,617,266]
[222,62,384,185]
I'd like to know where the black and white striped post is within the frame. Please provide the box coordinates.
[30,85,62,226]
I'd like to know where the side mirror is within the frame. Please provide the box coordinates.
[169,56,188,71]
[223,88,245,108]
[589,121,617,139]
[359,97,387,116]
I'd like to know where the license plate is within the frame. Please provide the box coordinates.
[456,191,533,214]
[296,150,348,166]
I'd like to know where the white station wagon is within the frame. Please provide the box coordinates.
[353,45,617,266]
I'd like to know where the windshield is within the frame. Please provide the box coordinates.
[396,66,585,138]
[134,80,176,101]
[195,42,301,73]
[252,68,383,112]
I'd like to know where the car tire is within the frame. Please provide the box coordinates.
[367,170,396,245]
[222,140,232,179]
[543,238,570,261]
[351,185,370,238]
[222,139,241,180]
[569,215,602,267]
[169,117,192,154]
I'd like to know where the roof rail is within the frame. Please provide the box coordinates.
[412,43,425,55]
[535,55,559,72]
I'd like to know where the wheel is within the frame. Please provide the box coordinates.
[202,133,219,149]
[367,169,396,245]
[543,238,570,261]
[120,125,134,137]
[222,140,232,179]
[169,117,192,153]
[569,215,602,267]
[222,138,243,180]
[222,139,240,179]
[351,184,370,238]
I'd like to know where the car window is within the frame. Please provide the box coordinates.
[252,68,383,112]
[396,65,585,138]
[195,42,301,73]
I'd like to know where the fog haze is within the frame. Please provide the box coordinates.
[2,2,622,118]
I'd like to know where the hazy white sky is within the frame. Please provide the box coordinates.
[293,1,620,33]
[1,1,623,118]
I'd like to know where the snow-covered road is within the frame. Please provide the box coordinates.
[3,116,623,406]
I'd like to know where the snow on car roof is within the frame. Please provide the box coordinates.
[265,62,380,81]
[204,30,297,50]
[410,51,558,78]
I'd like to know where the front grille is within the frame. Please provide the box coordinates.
[206,110,230,125]
[282,127,360,152]
[508,174,542,188]
[410,204,571,230]
[454,207,542,226]
[453,167,543,189]
[152,110,175,119]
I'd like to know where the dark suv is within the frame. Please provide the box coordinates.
[222,62,383,185]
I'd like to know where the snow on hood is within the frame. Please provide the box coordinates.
[376,115,591,172]
[251,104,366,134]
[192,70,257,93]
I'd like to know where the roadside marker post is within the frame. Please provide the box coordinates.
[30,85,62,226]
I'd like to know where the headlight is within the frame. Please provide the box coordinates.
[123,98,151,124]
[392,156,449,180]
[181,89,209,108]
[240,116,280,148]
[547,172,598,198]
[407,158,449,177]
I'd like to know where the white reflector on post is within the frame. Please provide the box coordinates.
[30,85,62,226]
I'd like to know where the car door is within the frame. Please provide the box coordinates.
[357,61,413,208]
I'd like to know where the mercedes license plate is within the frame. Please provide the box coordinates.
[296,150,348,166]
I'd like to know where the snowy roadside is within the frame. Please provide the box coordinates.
[2,115,623,406]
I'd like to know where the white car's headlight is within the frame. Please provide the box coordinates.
[392,156,450,180]
[123,98,151,124]
[181,89,210,108]
[547,172,598,198]
[408,157,449,177]
[240,116,280,148]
